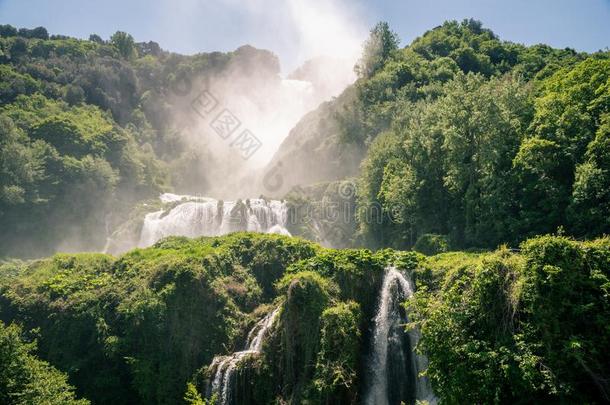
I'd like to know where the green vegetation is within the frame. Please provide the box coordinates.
[0,321,88,404]
[2,19,608,256]
[1,19,609,405]
[0,25,281,257]
[1,233,607,404]
[413,234,449,256]
[279,19,609,251]
[312,301,362,403]
[357,22,609,249]
[410,235,610,403]
[0,233,318,404]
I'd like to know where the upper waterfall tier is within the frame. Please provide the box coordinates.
[139,193,290,248]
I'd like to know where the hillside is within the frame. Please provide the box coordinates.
[0,233,608,404]
[0,25,288,257]
[1,20,609,257]
[262,86,366,194]
[270,20,610,250]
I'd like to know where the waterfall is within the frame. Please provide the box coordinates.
[138,194,290,248]
[206,307,280,404]
[365,267,437,405]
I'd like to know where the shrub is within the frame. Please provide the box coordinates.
[413,234,449,255]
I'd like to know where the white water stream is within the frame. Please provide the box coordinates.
[365,267,438,405]
[206,307,280,404]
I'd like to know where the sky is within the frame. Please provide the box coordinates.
[1,0,609,73]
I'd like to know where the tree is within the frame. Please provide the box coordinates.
[18,26,49,40]
[569,115,610,236]
[355,22,400,78]
[512,137,571,237]
[88,33,103,44]
[0,321,89,404]
[357,130,405,246]
[438,73,532,245]
[110,31,137,59]
[8,37,28,60]
[530,58,610,163]
[0,66,40,103]
[137,41,162,57]
[523,58,610,237]
[0,115,43,209]
[64,84,85,105]
[30,116,90,157]
[358,73,533,248]
[0,24,18,37]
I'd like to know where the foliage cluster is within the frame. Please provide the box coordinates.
[354,21,609,249]
[275,19,609,250]
[0,321,88,404]
[410,235,610,404]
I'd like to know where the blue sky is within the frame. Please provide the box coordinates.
[1,0,609,72]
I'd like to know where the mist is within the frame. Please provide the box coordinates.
[163,0,369,198]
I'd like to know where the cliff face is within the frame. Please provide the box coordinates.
[261,86,366,195]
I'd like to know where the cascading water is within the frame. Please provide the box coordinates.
[206,307,280,405]
[138,193,290,248]
[365,267,437,405]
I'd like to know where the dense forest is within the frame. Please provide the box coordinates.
[354,22,609,249]
[278,20,610,251]
[0,19,609,405]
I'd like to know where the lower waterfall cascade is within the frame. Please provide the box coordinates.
[138,193,290,248]
[365,266,438,405]
[206,307,280,404]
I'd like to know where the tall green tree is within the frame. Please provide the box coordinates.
[358,73,533,248]
[110,31,137,60]
[438,73,532,245]
[569,114,610,236]
[0,321,89,404]
[355,21,399,78]
[515,58,610,237]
